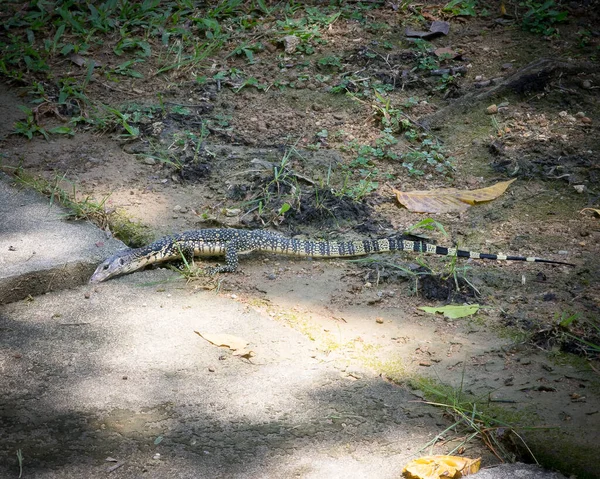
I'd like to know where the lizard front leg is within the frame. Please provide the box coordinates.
[204,240,240,274]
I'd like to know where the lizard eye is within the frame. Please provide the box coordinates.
[119,258,125,265]
[103,264,110,270]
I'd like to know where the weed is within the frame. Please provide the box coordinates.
[317,55,342,71]
[102,106,140,138]
[17,449,23,479]
[557,312,600,357]
[233,76,267,93]
[520,0,568,36]
[13,106,73,140]
[443,0,478,17]
[417,375,539,462]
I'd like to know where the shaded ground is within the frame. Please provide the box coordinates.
[1,1,599,477]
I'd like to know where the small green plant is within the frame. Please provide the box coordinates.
[317,55,342,70]
[576,29,592,48]
[13,106,73,140]
[102,107,140,138]
[520,0,568,36]
[443,0,478,16]
[557,312,600,357]
[17,449,23,478]
[228,42,263,63]
[233,76,266,93]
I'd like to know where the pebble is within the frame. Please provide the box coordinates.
[267,273,277,280]
[575,111,586,118]
[573,185,585,193]
[143,157,156,165]
[486,104,498,115]
[582,80,592,89]
[558,250,569,255]
[580,117,592,124]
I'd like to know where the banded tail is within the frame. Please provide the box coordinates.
[271,236,575,266]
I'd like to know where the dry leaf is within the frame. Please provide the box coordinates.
[195,331,248,351]
[394,179,516,213]
[402,455,481,479]
[580,208,600,218]
[419,304,480,319]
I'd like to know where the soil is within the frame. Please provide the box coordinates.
[1,1,599,477]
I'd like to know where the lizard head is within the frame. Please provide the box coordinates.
[89,249,149,283]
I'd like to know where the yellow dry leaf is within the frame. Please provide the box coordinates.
[194,331,248,351]
[580,208,600,218]
[394,179,516,213]
[402,455,481,479]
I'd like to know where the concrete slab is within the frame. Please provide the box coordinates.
[0,172,124,304]
[0,269,568,479]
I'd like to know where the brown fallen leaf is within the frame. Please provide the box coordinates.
[195,331,248,351]
[394,179,516,213]
[402,455,481,479]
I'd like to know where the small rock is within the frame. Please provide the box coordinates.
[224,208,241,217]
[283,35,300,54]
[486,104,498,115]
[474,80,491,88]
[267,272,277,280]
[208,366,215,372]
[573,184,585,193]
[264,42,277,53]
[558,111,568,117]
[575,111,586,118]
[8,245,16,251]
[543,292,556,301]
[84,293,91,299]
[153,453,160,460]
[173,205,182,212]
[143,157,156,165]
[580,117,592,124]
[558,250,569,255]
[501,62,514,70]
[375,317,384,324]
[582,80,592,89]
[474,75,483,81]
